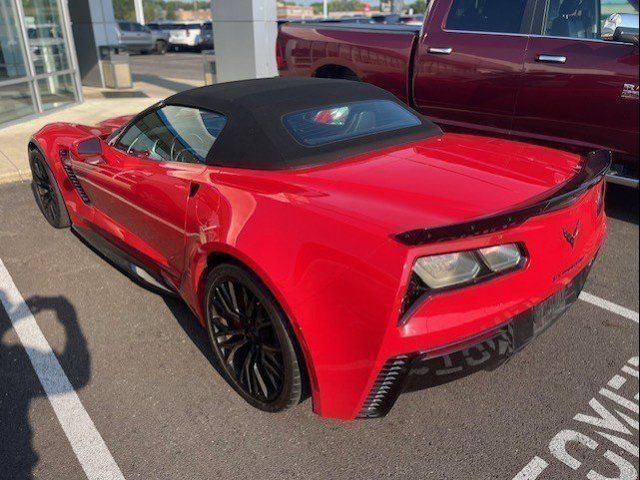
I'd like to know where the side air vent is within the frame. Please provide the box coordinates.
[60,149,91,204]
[357,355,413,419]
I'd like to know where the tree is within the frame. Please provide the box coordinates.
[310,0,365,15]
[407,0,428,13]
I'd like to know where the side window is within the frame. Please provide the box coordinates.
[119,22,131,32]
[543,0,639,40]
[446,0,529,33]
[116,105,227,164]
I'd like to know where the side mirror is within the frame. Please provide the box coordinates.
[614,27,639,46]
[71,137,103,160]
[602,13,639,46]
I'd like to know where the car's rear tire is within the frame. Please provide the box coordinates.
[29,149,71,229]
[204,263,303,412]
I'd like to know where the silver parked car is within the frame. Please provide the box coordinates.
[116,22,168,55]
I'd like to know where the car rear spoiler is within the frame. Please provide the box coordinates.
[394,150,612,246]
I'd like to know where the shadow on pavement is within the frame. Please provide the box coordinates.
[162,296,223,376]
[606,184,639,225]
[0,292,90,480]
[132,74,197,94]
[404,331,511,394]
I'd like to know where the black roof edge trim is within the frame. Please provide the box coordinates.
[394,150,612,247]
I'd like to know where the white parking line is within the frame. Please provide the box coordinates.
[0,260,125,480]
[580,292,639,324]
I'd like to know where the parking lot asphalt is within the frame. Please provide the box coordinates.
[0,181,638,480]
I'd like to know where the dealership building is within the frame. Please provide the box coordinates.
[1,0,283,128]
[0,0,84,127]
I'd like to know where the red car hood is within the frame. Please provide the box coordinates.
[278,134,583,235]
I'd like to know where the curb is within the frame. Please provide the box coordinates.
[0,170,31,186]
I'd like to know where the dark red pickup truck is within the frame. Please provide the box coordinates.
[278,0,640,187]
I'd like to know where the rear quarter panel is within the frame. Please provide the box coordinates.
[279,24,417,103]
[182,168,410,419]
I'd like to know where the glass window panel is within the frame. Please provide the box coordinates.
[446,0,528,34]
[0,82,35,122]
[0,0,28,80]
[21,0,70,75]
[116,105,227,164]
[283,100,422,147]
[38,73,75,110]
[543,0,639,40]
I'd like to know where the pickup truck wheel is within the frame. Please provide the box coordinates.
[155,41,167,55]
[315,65,360,82]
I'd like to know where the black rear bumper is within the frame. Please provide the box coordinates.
[357,264,592,419]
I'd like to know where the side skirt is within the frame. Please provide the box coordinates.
[72,225,177,296]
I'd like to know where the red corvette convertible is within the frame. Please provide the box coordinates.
[29,78,608,420]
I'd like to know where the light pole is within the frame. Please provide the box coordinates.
[134,0,145,24]
[324,0,328,19]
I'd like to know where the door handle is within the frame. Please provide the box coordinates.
[428,47,453,55]
[536,54,567,64]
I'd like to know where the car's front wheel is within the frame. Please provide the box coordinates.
[204,263,303,412]
[29,149,70,229]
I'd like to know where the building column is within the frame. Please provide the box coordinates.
[69,0,120,87]
[211,0,278,83]
[134,0,145,25]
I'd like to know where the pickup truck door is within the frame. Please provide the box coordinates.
[413,0,536,134]
[513,0,639,164]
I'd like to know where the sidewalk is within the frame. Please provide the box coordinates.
[0,76,202,185]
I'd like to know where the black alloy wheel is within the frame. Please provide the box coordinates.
[205,264,303,412]
[30,150,70,229]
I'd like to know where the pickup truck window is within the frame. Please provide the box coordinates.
[283,100,422,147]
[543,0,639,39]
[446,0,528,34]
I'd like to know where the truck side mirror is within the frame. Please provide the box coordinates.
[602,13,639,46]
[614,27,639,46]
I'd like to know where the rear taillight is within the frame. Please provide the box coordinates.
[597,180,606,216]
[276,41,287,70]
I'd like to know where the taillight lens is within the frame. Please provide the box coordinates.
[276,41,287,70]
[597,181,606,216]
[413,251,481,290]
[400,244,526,323]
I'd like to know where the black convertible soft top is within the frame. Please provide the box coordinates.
[165,77,442,170]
